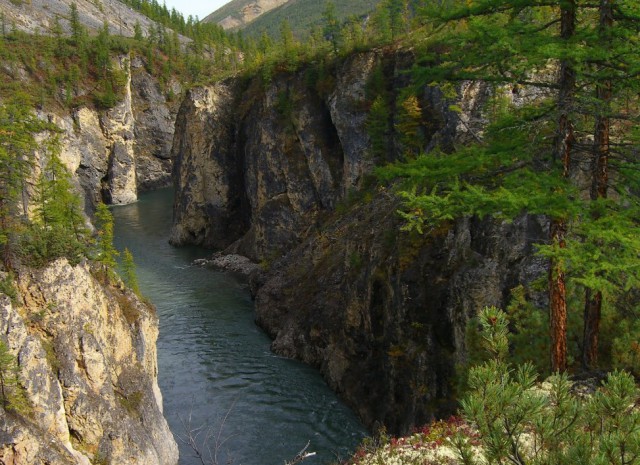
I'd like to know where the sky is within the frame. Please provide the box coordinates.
[161,0,231,20]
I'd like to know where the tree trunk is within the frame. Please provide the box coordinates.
[583,289,602,368]
[549,0,576,373]
[582,0,613,370]
[549,220,568,372]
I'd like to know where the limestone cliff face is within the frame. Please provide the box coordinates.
[28,55,177,211]
[171,50,429,258]
[0,0,178,38]
[0,259,178,465]
[170,48,547,433]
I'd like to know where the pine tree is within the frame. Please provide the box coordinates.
[94,21,111,78]
[279,19,298,70]
[0,100,55,268]
[381,0,640,373]
[395,94,424,156]
[457,307,640,465]
[322,1,341,55]
[0,340,30,414]
[68,2,86,48]
[367,96,391,161]
[95,202,118,272]
[133,21,143,42]
[121,248,140,295]
[28,147,88,264]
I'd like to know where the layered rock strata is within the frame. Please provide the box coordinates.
[0,259,179,465]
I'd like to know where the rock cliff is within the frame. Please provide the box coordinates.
[0,259,178,465]
[28,55,178,211]
[170,48,547,433]
[0,0,176,38]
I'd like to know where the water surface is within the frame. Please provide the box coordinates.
[112,189,367,465]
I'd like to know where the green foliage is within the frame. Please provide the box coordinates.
[94,203,118,273]
[0,272,17,303]
[379,0,640,363]
[611,318,640,378]
[366,95,390,160]
[0,99,59,267]
[233,0,380,42]
[457,307,640,465]
[395,93,424,156]
[506,285,550,374]
[0,339,30,415]
[18,140,89,267]
[322,1,342,55]
[121,248,140,296]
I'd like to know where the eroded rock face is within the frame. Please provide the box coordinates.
[0,260,178,465]
[171,50,437,260]
[131,56,179,192]
[170,47,549,434]
[0,0,181,38]
[254,194,547,433]
[24,55,177,212]
[170,84,246,249]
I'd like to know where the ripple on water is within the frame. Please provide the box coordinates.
[112,189,367,465]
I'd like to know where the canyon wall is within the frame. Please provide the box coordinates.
[0,260,178,464]
[170,48,548,434]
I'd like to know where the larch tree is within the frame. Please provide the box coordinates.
[379,0,640,373]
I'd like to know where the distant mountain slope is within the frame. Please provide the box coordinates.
[202,0,289,30]
[0,0,162,37]
[204,0,381,38]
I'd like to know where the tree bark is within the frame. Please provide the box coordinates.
[582,0,613,370]
[549,0,576,373]
[549,220,568,372]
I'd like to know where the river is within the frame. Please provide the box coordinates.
[112,189,367,465]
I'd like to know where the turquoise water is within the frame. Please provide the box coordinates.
[112,189,367,465]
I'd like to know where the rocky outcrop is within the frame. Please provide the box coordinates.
[170,47,548,434]
[130,57,180,191]
[0,0,182,38]
[203,0,290,30]
[255,194,547,432]
[0,259,178,465]
[171,49,452,259]
[28,55,177,211]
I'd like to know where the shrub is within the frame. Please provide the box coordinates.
[455,306,640,465]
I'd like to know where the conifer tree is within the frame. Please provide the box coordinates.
[29,146,88,264]
[395,94,424,156]
[95,202,118,272]
[0,100,54,268]
[68,2,86,48]
[0,340,29,414]
[381,0,640,373]
[279,19,298,70]
[322,1,341,55]
[458,307,640,465]
[133,21,143,42]
[367,96,391,161]
[122,248,140,295]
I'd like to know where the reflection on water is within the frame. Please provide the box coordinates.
[112,189,367,465]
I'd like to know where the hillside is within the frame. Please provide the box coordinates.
[0,0,164,37]
[204,0,381,38]
[202,0,289,30]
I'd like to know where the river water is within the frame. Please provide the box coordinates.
[112,189,367,465]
